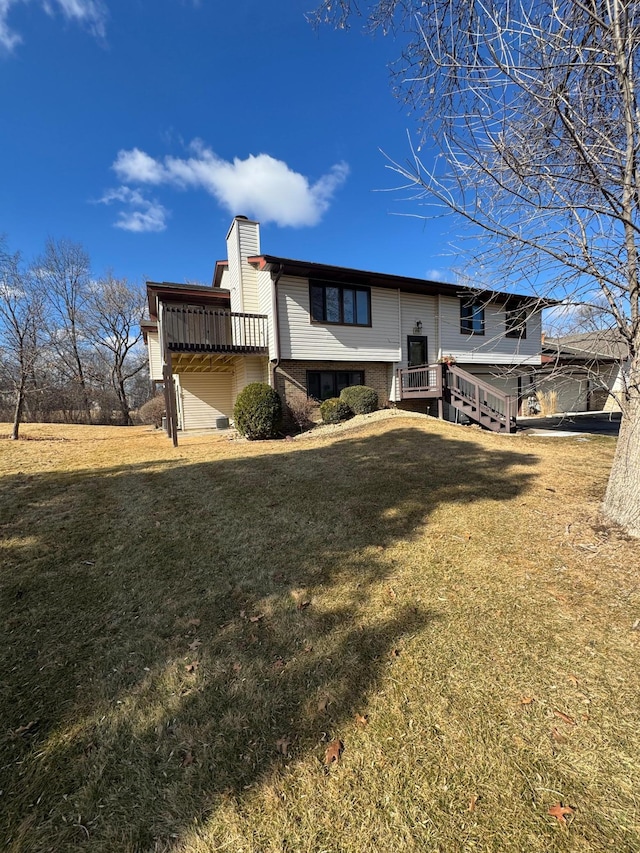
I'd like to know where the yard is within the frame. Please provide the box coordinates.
[1,414,638,852]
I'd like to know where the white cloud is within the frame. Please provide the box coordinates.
[110,141,350,228]
[424,268,448,282]
[0,0,107,52]
[98,186,168,233]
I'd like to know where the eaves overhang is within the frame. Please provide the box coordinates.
[248,254,557,308]
[146,280,231,320]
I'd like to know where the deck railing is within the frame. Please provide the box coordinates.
[161,305,268,353]
[397,363,442,398]
[444,364,517,432]
[397,362,517,433]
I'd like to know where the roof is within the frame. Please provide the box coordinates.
[544,330,629,362]
[248,254,555,306]
[146,280,231,319]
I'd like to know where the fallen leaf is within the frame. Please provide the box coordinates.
[387,587,397,600]
[181,750,194,767]
[185,661,199,674]
[520,696,535,705]
[566,674,579,687]
[318,696,330,713]
[390,648,401,659]
[232,662,242,673]
[12,720,38,737]
[468,794,478,812]
[186,618,201,628]
[188,639,202,651]
[324,739,343,766]
[548,803,575,824]
[355,713,369,727]
[249,613,265,623]
[276,736,291,756]
[272,658,285,671]
[551,727,567,744]
[297,600,311,611]
[553,709,576,726]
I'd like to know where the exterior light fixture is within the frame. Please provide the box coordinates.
[413,320,423,334]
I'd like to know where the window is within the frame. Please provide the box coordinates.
[505,306,528,339]
[309,281,371,326]
[407,335,428,366]
[460,299,485,335]
[307,370,365,401]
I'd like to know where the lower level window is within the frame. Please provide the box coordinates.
[307,370,365,401]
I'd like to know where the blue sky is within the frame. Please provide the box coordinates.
[1,1,461,286]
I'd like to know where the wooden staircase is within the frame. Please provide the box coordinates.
[397,363,517,434]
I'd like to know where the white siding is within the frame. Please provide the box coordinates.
[399,292,438,365]
[439,297,542,365]
[257,269,276,360]
[179,373,234,430]
[226,217,260,314]
[147,331,163,381]
[278,277,401,361]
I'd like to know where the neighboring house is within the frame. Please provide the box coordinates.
[143,216,547,444]
[537,330,630,413]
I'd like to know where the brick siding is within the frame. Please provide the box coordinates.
[272,360,392,409]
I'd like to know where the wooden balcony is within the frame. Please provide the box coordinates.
[161,305,268,354]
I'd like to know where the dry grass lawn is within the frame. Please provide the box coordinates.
[1,414,638,852]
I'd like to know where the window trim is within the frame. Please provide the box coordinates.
[505,306,528,339]
[309,280,372,327]
[460,298,485,336]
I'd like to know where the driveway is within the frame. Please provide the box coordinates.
[517,411,621,436]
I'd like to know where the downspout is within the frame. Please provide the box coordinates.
[395,288,402,402]
[270,263,285,388]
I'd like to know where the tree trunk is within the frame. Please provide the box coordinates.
[601,391,640,537]
[11,381,25,440]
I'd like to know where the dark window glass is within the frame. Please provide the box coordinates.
[325,287,341,323]
[306,370,365,401]
[310,285,324,322]
[460,300,485,335]
[308,281,371,326]
[356,290,370,325]
[505,307,527,339]
[343,289,355,324]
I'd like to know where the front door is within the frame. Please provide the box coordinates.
[408,335,428,366]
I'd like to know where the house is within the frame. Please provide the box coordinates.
[143,216,547,444]
[536,330,630,413]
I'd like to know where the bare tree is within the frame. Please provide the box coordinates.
[314,0,640,536]
[0,244,41,440]
[36,238,93,423]
[86,274,148,425]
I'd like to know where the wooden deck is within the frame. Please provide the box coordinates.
[397,363,517,434]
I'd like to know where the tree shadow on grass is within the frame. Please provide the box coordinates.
[0,427,538,851]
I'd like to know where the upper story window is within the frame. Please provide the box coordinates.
[505,306,528,339]
[309,281,371,327]
[460,298,485,335]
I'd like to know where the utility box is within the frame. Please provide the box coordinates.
[216,417,230,430]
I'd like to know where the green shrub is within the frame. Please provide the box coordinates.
[320,397,353,424]
[233,382,282,440]
[339,385,379,415]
